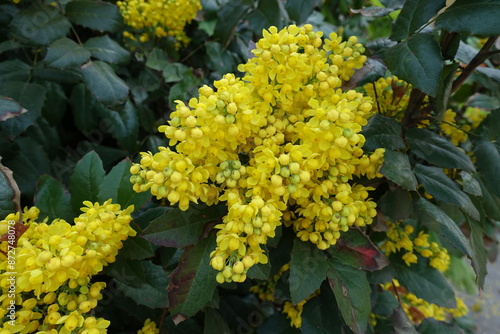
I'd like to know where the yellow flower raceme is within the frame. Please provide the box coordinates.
[131,25,385,283]
[117,0,201,48]
[382,279,467,324]
[380,221,450,272]
[0,201,133,333]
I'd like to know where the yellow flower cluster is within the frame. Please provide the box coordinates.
[137,319,159,334]
[382,279,467,324]
[0,200,135,333]
[131,25,384,283]
[117,0,201,48]
[249,263,316,328]
[379,221,450,272]
[363,76,411,119]
[439,109,470,146]
[282,292,319,329]
[464,106,489,129]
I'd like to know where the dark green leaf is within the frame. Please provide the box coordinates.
[115,260,168,309]
[434,62,460,117]
[0,82,46,138]
[80,60,129,106]
[417,318,466,334]
[328,229,389,271]
[0,97,27,121]
[97,101,138,151]
[168,233,218,318]
[475,140,500,199]
[205,41,236,75]
[459,171,482,196]
[97,159,150,210]
[0,162,20,219]
[44,38,91,69]
[435,0,500,36]
[204,308,231,334]
[327,261,371,333]
[41,82,67,126]
[417,199,473,259]
[0,40,22,55]
[384,33,443,97]
[372,289,399,317]
[119,236,154,260]
[477,108,500,141]
[247,0,282,34]
[257,311,300,334]
[69,84,102,131]
[34,175,73,222]
[246,260,271,280]
[465,215,487,289]
[390,0,446,40]
[406,128,475,171]
[301,282,344,334]
[163,63,189,83]
[361,114,405,151]
[66,0,123,32]
[285,0,316,24]
[3,137,51,198]
[475,176,500,221]
[378,188,414,220]
[0,60,31,82]
[84,35,130,64]
[141,204,222,248]
[394,258,456,308]
[289,239,328,304]
[414,165,479,220]
[9,4,71,45]
[33,67,82,84]
[214,0,252,47]
[69,151,105,213]
[380,150,418,191]
[145,48,169,71]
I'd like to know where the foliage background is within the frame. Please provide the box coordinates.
[1,0,500,333]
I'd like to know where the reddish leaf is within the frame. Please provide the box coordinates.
[168,233,218,321]
[328,229,389,271]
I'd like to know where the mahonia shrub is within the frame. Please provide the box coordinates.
[1,0,500,333]
[130,24,385,283]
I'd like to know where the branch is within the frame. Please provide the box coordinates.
[451,36,498,93]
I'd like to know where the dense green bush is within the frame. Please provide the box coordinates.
[1,0,499,333]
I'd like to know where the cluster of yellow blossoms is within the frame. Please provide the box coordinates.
[137,319,159,334]
[363,76,484,147]
[117,0,201,48]
[249,264,317,328]
[130,24,385,283]
[380,279,467,325]
[0,200,136,333]
[380,221,450,272]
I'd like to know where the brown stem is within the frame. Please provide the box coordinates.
[158,307,168,333]
[451,36,498,93]
[401,88,426,133]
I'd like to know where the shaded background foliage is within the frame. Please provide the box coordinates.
[1,0,500,333]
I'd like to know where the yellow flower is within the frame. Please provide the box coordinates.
[117,0,201,49]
